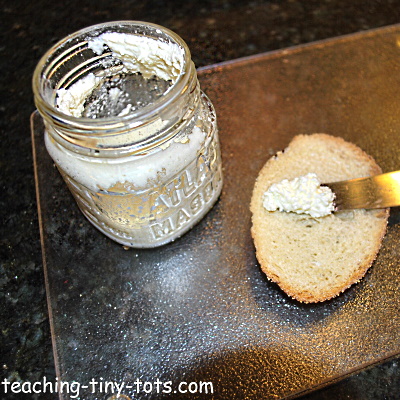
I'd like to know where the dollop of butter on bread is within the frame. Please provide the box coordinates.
[262,173,335,218]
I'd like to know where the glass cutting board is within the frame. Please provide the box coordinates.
[32,24,400,399]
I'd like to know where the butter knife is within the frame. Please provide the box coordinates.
[323,171,400,211]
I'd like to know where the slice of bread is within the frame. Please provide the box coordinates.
[250,133,389,303]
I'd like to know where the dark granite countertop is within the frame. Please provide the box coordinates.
[1,1,399,399]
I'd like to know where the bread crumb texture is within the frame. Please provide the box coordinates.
[250,133,389,303]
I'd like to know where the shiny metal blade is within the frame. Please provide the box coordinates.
[323,171,400,211]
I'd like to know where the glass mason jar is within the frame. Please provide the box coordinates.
[33,21,223,248]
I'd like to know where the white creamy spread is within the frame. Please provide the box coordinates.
[88,32,184,82]
[263,173,335,218]
[49,30,206,192]
[56,32,184,118]
[45,125,207,192]
[56,73,102,117]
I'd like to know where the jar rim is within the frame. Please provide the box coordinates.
[32,20,193,131]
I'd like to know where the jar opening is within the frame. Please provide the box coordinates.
[33,21,192,126]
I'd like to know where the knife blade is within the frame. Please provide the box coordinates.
[323,171,400,211]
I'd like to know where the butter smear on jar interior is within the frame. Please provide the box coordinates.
[33,21,223,248]
[263,173,335,218]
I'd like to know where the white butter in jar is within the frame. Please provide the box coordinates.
[33,21,223,248]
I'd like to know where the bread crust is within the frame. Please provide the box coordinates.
[250,133,389,303]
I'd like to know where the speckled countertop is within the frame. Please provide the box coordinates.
[1,1,399,399]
